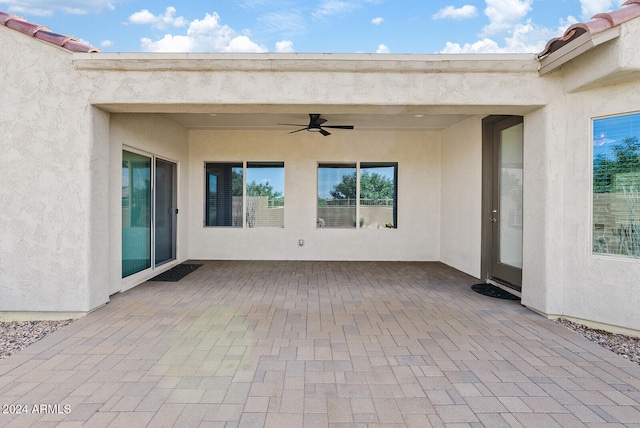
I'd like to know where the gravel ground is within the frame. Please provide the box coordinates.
[0,319,639,365]
[0,320,73,359]
[556,318,640,365]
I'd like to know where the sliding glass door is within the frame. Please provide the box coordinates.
[155,158,177,266]
[122,150,177,278]
[122,151,152,277]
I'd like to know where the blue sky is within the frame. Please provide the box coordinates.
[0,1,627,53]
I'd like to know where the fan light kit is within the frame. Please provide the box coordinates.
[279,114,354,136]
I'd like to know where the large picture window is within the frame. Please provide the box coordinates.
[205,162,284,228]
[317,162,397,229]
[593,112,640,258]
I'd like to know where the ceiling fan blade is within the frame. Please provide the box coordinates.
[323,125,354,130]
[288,127,308,134]
[319,128,331,136]
[278,123,308,126]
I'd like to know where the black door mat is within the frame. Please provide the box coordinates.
[149,263,203,282]
[471,283,520,300]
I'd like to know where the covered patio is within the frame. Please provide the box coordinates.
[1,261,639,427]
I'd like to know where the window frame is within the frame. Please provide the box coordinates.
[204,162,243,228]
[204,161,285,228]
[591,111,640,260]
[317,162,398,229]
[245,161,285,228]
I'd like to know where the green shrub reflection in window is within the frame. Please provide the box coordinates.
[593,112,640,258]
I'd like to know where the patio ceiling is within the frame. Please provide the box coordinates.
[101,102,541,132]
[159,112,473,131]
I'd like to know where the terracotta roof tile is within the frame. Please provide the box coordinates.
[0,10,99,53]
[537,0,640,59]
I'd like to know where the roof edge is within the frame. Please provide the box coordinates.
[72,52,539,73]
[0,10,99,53]
[537,0,640,60]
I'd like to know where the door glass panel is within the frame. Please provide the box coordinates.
[155,158,176,266]
[499,123,523,269]
[122,151,151,277]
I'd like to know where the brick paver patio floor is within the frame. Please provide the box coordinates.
[1,261,639,427]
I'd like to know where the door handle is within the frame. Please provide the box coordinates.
[490,218,497,222]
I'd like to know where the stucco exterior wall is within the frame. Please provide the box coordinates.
[188,130,440,261]
[518,105,568,318]
[109,114,190,291]
[75,54,543,112]
[0,27,106,315]
[516,17,640,332]
[440,117,483,278]
[554,79,640,331]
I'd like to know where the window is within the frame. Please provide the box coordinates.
[360,163,397,229]
[246,162,285,228]
[205,162,243,227]
[317,162,397,228]
[317,163,357,228]
[205,162,284,228]
[593,112,640,258]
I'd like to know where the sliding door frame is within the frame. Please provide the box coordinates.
[121,146,179,289]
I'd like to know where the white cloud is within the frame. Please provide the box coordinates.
[503,17,579,52]
[432,5,478,20]
[224,35,268,53]
[139,11,268,53]
[259,11,307,34]
[141,35,193,52]
[275,40,295,52]
[482,0,533,36]
[440,13,579,54]
[313,0,361,18]
[371,17,384,25]
[439,0,623,55]
[579,0,625,20]
[441,38,502,54]
[2,0,120,16]
[100,40,114,47]
[129,7,187,30]
[376,43,390,54]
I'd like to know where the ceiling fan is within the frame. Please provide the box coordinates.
[279,114,354,136]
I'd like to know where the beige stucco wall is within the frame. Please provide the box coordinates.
[109,114,190,291]
[75,53,544,111]
[548,79,640,331]
[519,16,640,332]
[0,27,109,315]
[440,117,483,278]
[188,130,440,261]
